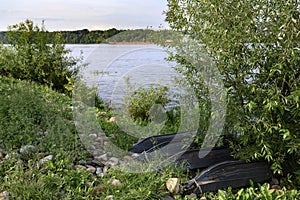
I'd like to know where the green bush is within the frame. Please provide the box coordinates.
[126,85,170,125]
[165,0,300,175]
[0,19,82,95]
[0,76,77,151]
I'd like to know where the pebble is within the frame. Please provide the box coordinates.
[93,150,102,157]
[106,195,114,200]
[106,117,116,123]
[103,166,109,176]
[89,133,98,139]
[91,159,104,167]
[200,197,207,200]
[39,155,53,165]
[166,178,181,194]
[130,153,140,159]
[103,141,110,146]
[97,111,107,117]
[86,165,96,174]
[96,167,103,175]
[106,157,119,167]
[4,153,20,160]
[110,179,123,186]
[20,145,36,155]
[269,188,284,194]
[96,154,108,162]
[189,193,197,199]
[123,155,133,162]
[0,191,9,200]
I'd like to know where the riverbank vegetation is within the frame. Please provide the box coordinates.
[0,24,171,44]
[0,11,299,199]
[166,0,299,180]
[0,27,123,44]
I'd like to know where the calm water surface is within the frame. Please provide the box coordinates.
[67,44,180,106]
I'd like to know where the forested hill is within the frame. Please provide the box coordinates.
[0,28,173,44]
[0,28,124,44]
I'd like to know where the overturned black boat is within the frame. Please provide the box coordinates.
[129,132,236,170]
[128,132,273,194]
[129,131,198,154]
[185,160,273,194]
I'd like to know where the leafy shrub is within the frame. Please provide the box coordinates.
[126,85,170,125]
[166,0,300,175]
[0,19,82,95]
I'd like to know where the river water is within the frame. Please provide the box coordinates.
[67,44,181,107]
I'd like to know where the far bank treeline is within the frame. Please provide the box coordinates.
[0,28,169,44]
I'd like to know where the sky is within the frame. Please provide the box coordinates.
[0,0,169,31]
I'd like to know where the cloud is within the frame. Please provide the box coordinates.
[0,0,168,31]
[31,18,65,22]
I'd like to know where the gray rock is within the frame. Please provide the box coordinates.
[86,165,96,174]
[93,149,105,157]
[39,155,53,165]
[103,166,109,176]
[110,179,123,186]
[166,178,181,194]
[106,157,119,167]
[123,155,133,162]
[131,153,140,159]
[103,141,110,146]
[106,195,114,200]
[20,145,36,155]
[91,159,104,167]
[96,167,103,175]
[0,191,9,200]
[96,154,108,162]
[89,133,98,139]
[4,152,20,160]
[189,193,197,199]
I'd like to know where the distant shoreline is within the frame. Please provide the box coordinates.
[108,41,154,45]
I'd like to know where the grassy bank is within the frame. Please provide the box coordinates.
[0,76,299,199]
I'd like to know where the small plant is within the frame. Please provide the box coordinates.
[126,84,170,125]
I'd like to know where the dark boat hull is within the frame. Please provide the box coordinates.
[186,160,273,194]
